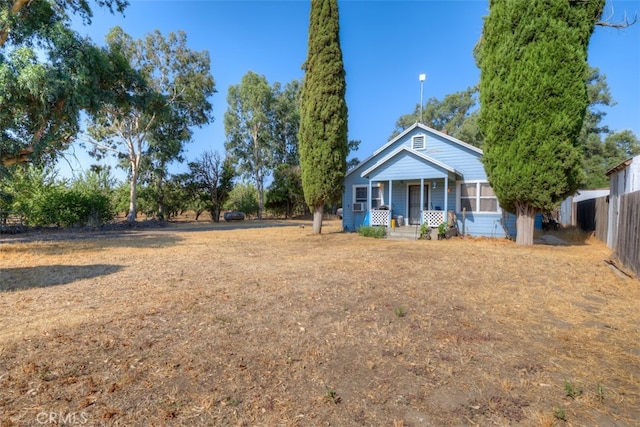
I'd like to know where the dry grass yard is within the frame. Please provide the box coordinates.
[0,219,639,426]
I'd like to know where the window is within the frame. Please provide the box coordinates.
[371,187,383,209]
[354,186,367,204]
[459,182,498,213]
[353,185,384,209]
[412,135,425,150]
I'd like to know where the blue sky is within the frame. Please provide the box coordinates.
[63,0,640,179]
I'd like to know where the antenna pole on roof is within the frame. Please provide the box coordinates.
[419,73,426,124]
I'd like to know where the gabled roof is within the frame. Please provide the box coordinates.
[375,122,482,156]
[360,145,460,178]
[346,122,482,177]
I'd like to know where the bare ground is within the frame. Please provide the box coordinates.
[0,219,638,426]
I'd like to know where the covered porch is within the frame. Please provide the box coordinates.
[360,147,460,230]
[366,177,451,228]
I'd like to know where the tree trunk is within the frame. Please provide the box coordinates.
[515,202,537,246]
[312,205,324,234]
[127,176,137,223]
[257,177,264,220]
[127,164,139,223]
[156,178,165,220]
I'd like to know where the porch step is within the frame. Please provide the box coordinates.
[386,225,421,240]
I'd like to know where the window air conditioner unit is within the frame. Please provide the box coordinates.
[353,202,365,212]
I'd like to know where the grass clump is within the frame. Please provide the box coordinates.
[553,405,566,421]
[324,386,341,404]
[564,380,582,399]
[596,383,605,402]
[357,225,386,238]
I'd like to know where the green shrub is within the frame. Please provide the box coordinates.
[438,221,448,235]
[27,187,113,227]
[3,166,114,227]
[357,225,386,238]
[419,222,430,239]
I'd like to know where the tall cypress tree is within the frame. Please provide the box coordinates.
[478,0,604,245]
[298,0,348,234]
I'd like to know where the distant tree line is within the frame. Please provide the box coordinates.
[1,0,635,232]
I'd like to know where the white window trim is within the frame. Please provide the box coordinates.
[456,181,500,214]
[412,134,426,150]
[352,184,384,209]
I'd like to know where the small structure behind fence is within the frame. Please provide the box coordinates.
[575,196,609,243]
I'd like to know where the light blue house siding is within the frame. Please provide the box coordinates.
[342,123,514,238]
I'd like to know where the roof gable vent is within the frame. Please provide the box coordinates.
[412,135,425,150]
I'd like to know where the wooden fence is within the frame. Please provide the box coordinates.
[615,191,640,278]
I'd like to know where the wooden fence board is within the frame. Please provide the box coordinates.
[615,191,640,278]
[595,196,608,243]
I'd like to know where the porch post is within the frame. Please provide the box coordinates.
[420,178,425,225]
[443,175,449,222]
[388,179,392,227]
[368,180,372,212]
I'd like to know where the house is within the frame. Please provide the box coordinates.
[606,155,640,249]
[342,123,512,238]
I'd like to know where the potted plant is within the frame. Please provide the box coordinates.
[437,222,448,240]
[419,222,431,240]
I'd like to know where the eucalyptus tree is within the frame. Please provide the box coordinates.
[272,79,302,166]
[86,26,215,222]
[0,0,127,48]
[392,87,478,141]
[298,0,348,234]
[224,71,275,220]
[391,87,483,149]
[0,0,128,166]
[478,0,605,245]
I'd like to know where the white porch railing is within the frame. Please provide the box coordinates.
[422,210,446,227]
[370,209,390,226]
[371,209,445,227]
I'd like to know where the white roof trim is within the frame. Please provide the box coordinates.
[360,145,460,177]
[345,122,482,178]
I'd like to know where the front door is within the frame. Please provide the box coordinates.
[408,185,428,225]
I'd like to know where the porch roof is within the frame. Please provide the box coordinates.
[360,145,460,179]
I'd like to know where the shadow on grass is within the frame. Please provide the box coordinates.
[0,264,123,292]
[534,226,593,246]
[168,219,313,232]
[0,232,182,251]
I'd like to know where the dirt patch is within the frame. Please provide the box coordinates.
[0,220,639,426]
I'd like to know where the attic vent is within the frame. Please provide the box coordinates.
[412,135,425,150]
